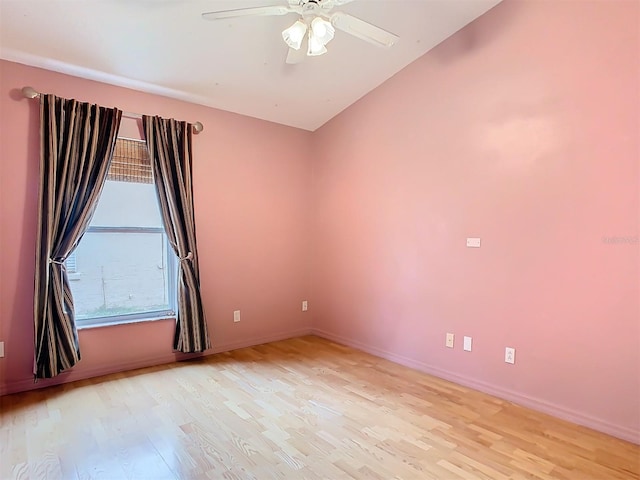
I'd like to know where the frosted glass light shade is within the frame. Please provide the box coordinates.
[311,17,334,45]
[282,20,307,50]
[307,34,327,56]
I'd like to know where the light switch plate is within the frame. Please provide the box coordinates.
[302,300,308,312]
[233,310,241,323]
[0,341,4,358]
[463,336,472,352]
[466,238,481,248]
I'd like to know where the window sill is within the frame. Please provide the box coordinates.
[77,315,176,330]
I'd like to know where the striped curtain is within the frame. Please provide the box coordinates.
[143,116,211,353]
[34,94,122,379]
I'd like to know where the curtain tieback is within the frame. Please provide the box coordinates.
[179,252,193,262]
[48,258,64,265]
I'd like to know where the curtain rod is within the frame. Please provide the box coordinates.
[21,86,204,134]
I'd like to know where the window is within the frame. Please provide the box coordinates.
[67,138,177,327]
[65,251,77,273]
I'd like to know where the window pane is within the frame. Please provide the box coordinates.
[66,251,77,273]
[91,181,163,228]
[70,230,172,319]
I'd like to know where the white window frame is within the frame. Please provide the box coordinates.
[74,226,178,328]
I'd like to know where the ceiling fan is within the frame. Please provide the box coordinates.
[202,0,399,64]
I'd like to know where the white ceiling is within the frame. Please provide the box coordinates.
[0,0,501,131]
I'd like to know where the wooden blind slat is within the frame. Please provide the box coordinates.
[107,138,152,184]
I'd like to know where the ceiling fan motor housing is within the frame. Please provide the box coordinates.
[300,0,327,16]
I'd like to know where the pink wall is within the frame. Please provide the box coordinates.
[1,0,638,444]
[0,60,314,394]
[311,0,639,443]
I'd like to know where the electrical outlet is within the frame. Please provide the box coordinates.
[463,336,472,352]
[446,333,454,348]
[505,347,515,364]
[233,310,241,323]
[0,341,4,358]
[302,300,308,312]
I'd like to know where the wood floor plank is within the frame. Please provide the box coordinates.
[0,335,638,479]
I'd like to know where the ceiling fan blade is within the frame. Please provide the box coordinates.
[331,12,399,48]
[329,0,357,5]
[202,6,294,21]
[285,47,306,65]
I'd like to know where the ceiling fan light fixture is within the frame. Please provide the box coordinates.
[311,17,335,45]
[282,20,307,50]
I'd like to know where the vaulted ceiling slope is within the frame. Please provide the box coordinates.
[0,0,502,131]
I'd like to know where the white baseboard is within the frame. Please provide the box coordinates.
[310,328,639,445]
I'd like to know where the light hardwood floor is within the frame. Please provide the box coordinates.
[1,336,638,479]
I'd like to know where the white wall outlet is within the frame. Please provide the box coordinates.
[446,333,455,348]
[0,341,4,358]
[302,300,308,312]
[466,238,481,248]
[505,347,515,364]
[463,336,472,352]
[233,310,241,323]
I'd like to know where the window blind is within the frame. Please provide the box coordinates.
[108,138,152,184]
